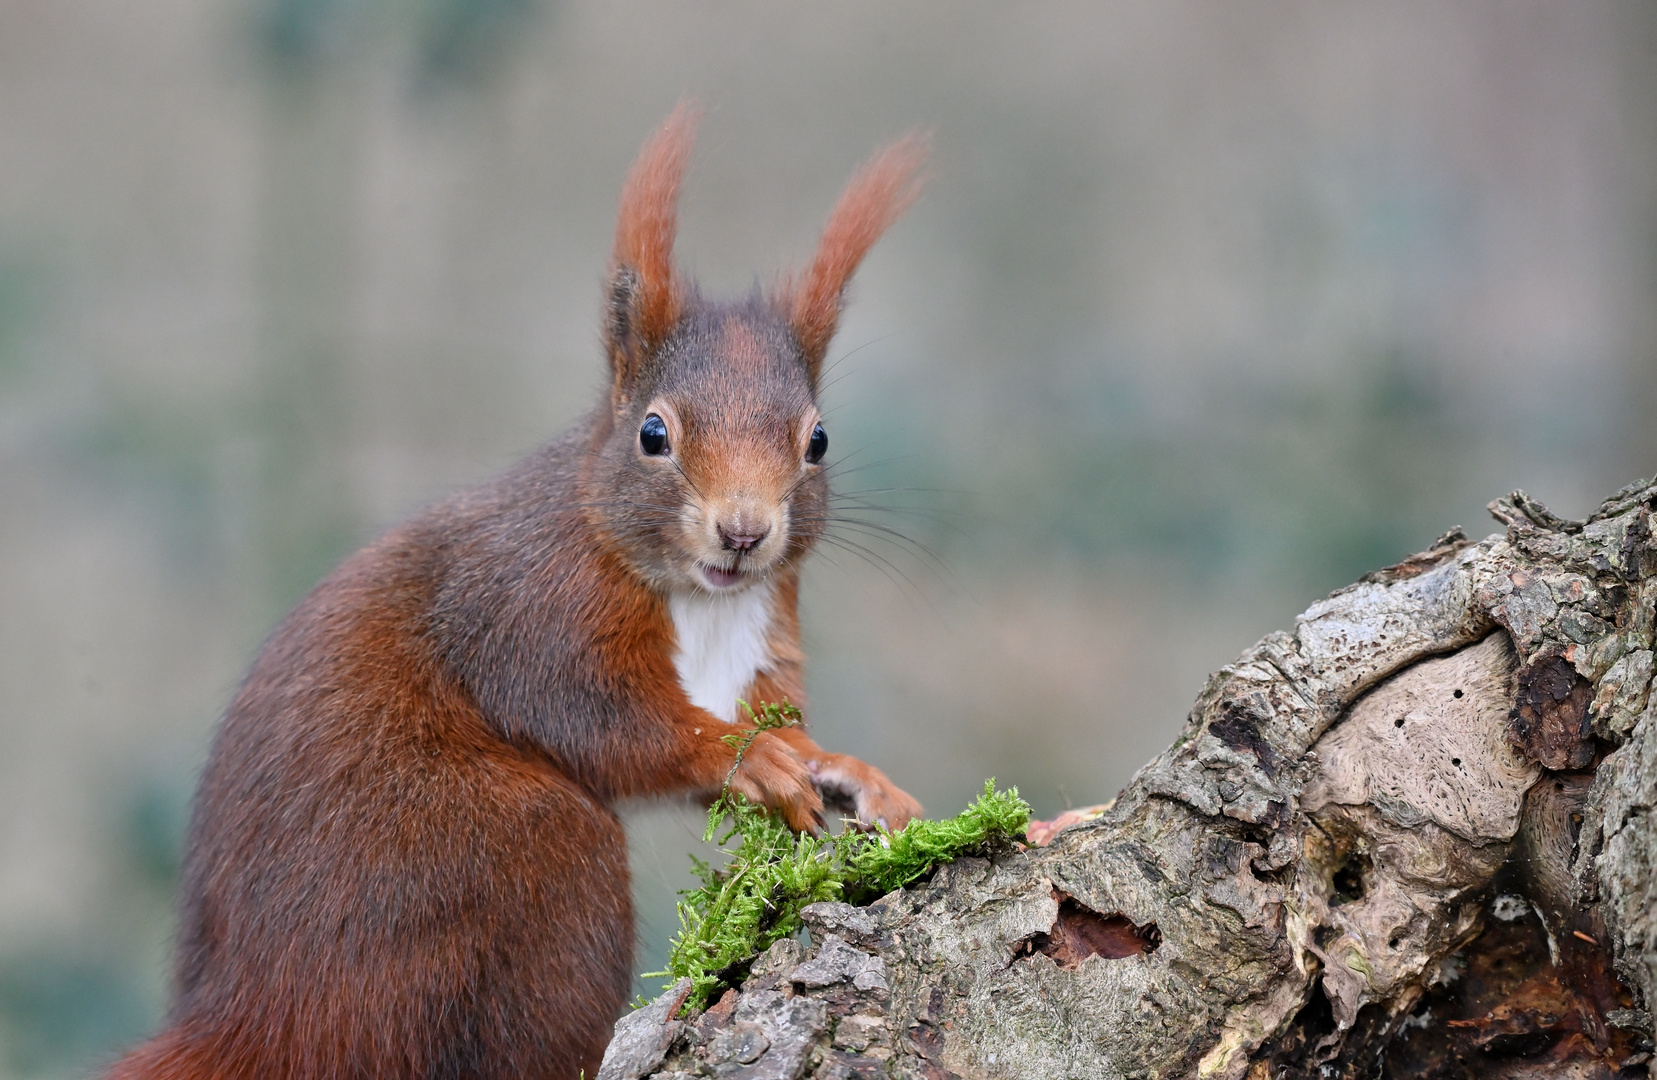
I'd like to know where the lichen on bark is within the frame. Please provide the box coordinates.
[601,478,1657,1080]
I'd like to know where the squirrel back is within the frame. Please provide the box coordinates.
[108,106,924,1080]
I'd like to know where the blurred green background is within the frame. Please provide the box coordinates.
[2,1,1655,1074]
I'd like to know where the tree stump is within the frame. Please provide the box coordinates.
[601,479,1657,1080]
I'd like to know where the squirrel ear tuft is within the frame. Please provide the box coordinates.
[608,102,700,390]
[786,133,928,382]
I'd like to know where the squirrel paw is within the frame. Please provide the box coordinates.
[727,731,826,834]
[809,755,922,832]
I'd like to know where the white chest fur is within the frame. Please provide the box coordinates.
[669,581,775,725]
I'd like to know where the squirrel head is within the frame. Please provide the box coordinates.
[584,104,925,596]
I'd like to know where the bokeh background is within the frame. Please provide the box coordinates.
[2,1,1655,1073]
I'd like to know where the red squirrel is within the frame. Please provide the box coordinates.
[108,105,924,1080]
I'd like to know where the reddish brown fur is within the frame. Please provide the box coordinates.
[788,133,928,376]
[610,102,698,381]
[109,108,920,1080]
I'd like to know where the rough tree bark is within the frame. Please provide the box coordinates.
[600,478,1657,1080]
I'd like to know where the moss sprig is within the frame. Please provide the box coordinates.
[718,699,804,798]
[648,755,1031,1011]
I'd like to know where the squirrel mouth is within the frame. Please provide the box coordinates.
[698,564,745,589]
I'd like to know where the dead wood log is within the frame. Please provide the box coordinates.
[601,478,1657,1080]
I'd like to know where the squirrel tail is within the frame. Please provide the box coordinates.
[105,1027,232,1080]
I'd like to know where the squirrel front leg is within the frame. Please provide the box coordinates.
[723,727,826,833]
[656,700,825,833]
[746,668,922,832]
[771,726,922,831]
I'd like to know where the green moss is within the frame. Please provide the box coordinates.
[648,705,1030,1011]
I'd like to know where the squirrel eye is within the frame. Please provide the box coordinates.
[639,414,670,456]
[806,422,828,464]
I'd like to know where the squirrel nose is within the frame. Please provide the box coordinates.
[718,524,769,551]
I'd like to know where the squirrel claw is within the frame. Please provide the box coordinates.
[808,754,921,833]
